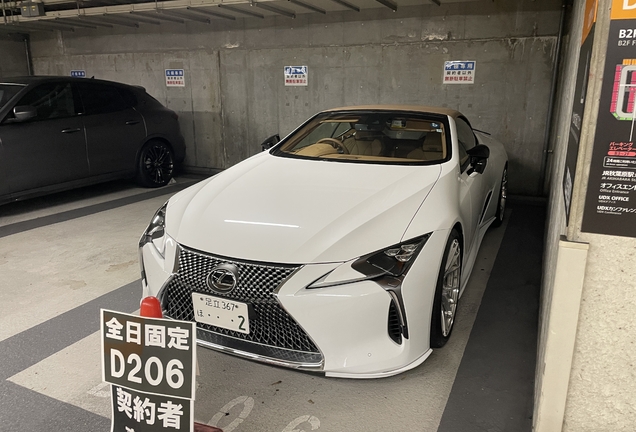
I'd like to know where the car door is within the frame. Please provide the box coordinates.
[456,117,488,255]
[76,82,146,177]
[0,81,89,197]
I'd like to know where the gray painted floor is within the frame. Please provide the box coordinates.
[0,178,542,432]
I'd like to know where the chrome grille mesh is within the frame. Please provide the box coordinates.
[163,245,321,356]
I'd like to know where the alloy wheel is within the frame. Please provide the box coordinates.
[440,239,461,337]
[499,168,508,221]
[143,144,173,185]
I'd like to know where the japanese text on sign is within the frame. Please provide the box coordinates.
[101,310,196,400]
[71,70,86,78]
[443,61,476,84]
[165,70,185,87]
[111,385,193,432]
[284,66,308,86]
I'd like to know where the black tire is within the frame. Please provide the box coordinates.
[430,229,462,348]
[136,140,174,188]
[492,166,508,228]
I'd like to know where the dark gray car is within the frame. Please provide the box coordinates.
[0,76,186,205]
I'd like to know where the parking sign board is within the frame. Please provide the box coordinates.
[442,61,476,84]
[111,385,193,432]
[101,310,196,400]
[284,66,308,86]
[165,69,185,87]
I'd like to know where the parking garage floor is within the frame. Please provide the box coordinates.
[0,177,544,432]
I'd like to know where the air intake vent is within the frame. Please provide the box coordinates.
[388,300,402,344]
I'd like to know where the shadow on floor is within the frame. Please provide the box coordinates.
[437,199,545,432]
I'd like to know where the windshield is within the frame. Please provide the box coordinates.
[0,84,26,111]
[273,111,449,164]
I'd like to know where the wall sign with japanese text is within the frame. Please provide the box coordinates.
[582,1,636,237]
[284,66,308,86]
[165,70,185,87]
[443,61,476,84]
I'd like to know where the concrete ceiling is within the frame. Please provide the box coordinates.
[0,0,481,32]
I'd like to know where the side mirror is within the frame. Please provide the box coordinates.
[466,144,490,174]
[261,134,280,151]
[13,105,37,122]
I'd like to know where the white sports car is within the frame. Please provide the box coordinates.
[139,105,508,378]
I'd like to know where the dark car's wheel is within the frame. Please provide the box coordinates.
[492,166,508,228]
[430,229,462,348]
[136,140,174,188]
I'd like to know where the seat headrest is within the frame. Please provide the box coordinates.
[354,130,380,140]
[422,133,443,151]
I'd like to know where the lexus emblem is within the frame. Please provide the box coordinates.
[206,263,239,293]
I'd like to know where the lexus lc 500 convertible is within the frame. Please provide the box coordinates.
[139,105,508,378]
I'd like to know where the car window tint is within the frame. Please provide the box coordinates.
[458,140,469,169]
[0,84,25,111]
[16,83,76,120]
[117,87,138,108]
[78,83,128,115]
[275,112,448,164]
[456,117,476,150]
[295,122,342,149]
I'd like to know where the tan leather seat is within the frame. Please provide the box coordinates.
[343,131,383,156]
[407,133,444,161]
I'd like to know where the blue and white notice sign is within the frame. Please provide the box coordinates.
[284,66,308,86]
[70,70,86,78]
[165,69,185,87]
[443,61,476,84]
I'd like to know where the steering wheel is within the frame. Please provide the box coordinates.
[316,137,348,154]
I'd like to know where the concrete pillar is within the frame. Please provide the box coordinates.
[0,32,29,77]
[537,0,636,430]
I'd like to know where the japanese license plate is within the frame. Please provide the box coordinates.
[192,293,250,334]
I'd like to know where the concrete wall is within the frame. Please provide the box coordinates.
[29,0,561,195]
[0,33,29,78]
[534,0,583,426]
[537,0,636,430]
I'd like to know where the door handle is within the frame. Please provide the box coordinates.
[61,128,82,134]
[125,120,140,125]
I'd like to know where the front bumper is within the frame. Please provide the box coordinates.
[140,230,447,378]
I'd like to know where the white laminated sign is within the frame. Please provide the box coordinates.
[165,69,185,87]
[284,66,308,86]
[443,61,476,84]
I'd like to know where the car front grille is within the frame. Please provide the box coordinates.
[162,245,322,364]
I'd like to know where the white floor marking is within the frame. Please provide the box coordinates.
[282,415,320,432]
[0,196,167,343]
[208,396,254,431]
[8,331,112,418]
[87,381,111,398]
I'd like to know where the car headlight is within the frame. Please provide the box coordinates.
[139,202,168,257]
[308,233,431,289]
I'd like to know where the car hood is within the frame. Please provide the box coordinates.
[168,153,441,264]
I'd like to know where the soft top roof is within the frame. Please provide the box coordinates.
[321,105,462,119]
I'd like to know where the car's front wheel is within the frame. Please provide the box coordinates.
[136,140,174,188]
[430,229,462,348]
